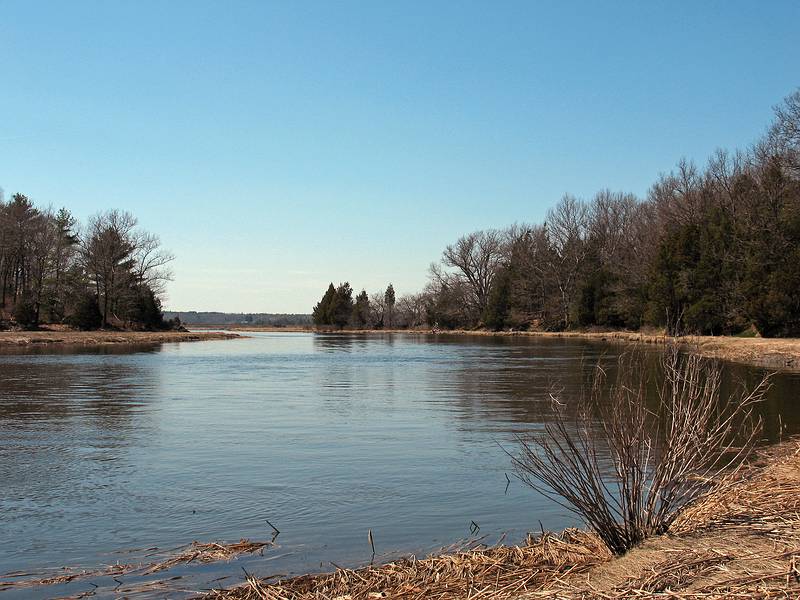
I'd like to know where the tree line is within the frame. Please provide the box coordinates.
[313,282,421,329]
[0,195,175,330]
[313,88,800,337]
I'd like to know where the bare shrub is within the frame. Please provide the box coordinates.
[511,346,770,555]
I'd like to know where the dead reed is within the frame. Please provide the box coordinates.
[202,529,610,600]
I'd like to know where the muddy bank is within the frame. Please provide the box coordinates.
[0,329,240,347]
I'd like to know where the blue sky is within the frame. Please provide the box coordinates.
[1,1,798,312]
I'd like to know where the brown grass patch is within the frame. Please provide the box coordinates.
[201,530,610,600]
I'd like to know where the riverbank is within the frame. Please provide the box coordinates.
[205,325,800,371]
[0,329,239,347]
[513,329,800,372]
[203,438,800,599]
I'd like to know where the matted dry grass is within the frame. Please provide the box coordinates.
[203,530,610,600]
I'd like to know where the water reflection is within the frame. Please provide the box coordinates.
[0,333,797,600]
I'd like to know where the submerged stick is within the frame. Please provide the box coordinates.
[265,520,280,538]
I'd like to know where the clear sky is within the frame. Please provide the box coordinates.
[1,1,798,313]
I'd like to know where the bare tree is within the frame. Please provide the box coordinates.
[368,291,386,328]
[649,159,703,229]
[439,229,505,321]
[768,89,800,175]
[395,293,426,328]
[543,195,590,328]
[132,231,174,296]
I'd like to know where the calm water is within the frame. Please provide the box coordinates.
[1,332,798,598]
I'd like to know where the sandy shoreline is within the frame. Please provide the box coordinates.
[0,329,239,347]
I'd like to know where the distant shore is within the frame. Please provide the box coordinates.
[195,325,800,371]
[0,329,239,348]
[7,326,796,371]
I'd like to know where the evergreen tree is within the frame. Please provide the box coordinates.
[68,292,103,330]
[483,267,512,330]
[12,293,38,330]
[352,289,370,328]
[128,285,166,330]
[384,283,396,328]
[312,283,336,325]
[739,162,800,336]
[330,282,354,328]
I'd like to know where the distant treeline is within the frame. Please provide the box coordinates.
[0,197,175,331]
[313,89,800,337]
[164,311,312,327]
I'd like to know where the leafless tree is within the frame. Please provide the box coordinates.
[395,293,427,328]
[132,231,175,296]
[543,195,590,328]
[649,159,704,230]
[768,89,800,176]
[368,291,386,328]
[436,229,506,321]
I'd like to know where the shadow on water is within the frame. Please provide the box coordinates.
[0,342,162,356]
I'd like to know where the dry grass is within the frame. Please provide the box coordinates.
[201,530,610,600]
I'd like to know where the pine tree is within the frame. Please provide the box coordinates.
[483,268,512,330]
[352,289,370,328]
[312,283,336,325]
[384,283,396,328]
[69,292,103,330]
[330,282,354,328]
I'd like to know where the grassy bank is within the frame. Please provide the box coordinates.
[0,329,239,347]
[203,439,800,599]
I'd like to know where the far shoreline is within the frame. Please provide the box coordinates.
[3,325,798,372]
[0,329,240,348]
[196,325,800,372]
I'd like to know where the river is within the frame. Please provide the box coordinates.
[1,332,798,598]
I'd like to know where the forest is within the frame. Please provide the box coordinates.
[313,89,800,337]
[0,199,175,331]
